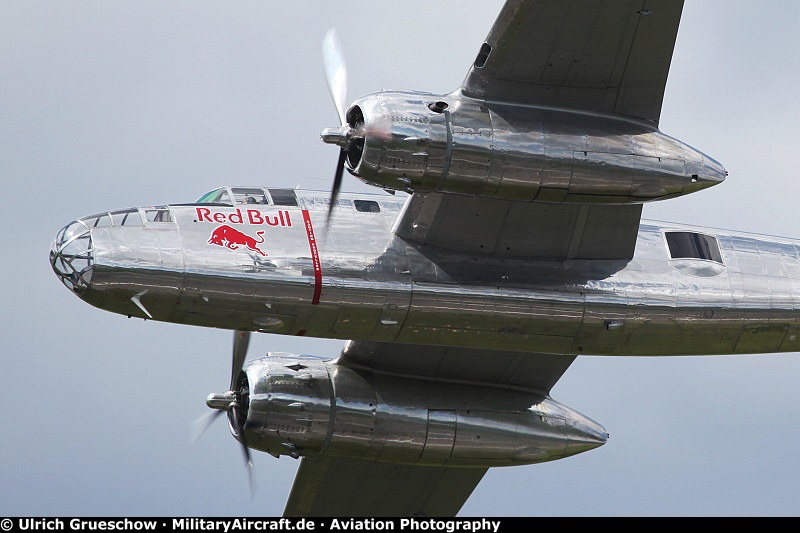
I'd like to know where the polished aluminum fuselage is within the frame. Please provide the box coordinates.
[57,191,800,359]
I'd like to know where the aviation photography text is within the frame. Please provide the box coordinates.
[7,518,504,533]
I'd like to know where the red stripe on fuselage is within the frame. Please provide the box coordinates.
[301,210,322,305]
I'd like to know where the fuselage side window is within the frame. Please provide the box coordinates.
[354,200,381,213]
[665,232,723,264]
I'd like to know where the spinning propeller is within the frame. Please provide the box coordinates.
[191,330,255,495]
[320,29,364,223]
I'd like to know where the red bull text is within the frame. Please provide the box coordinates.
[195,208,292,227]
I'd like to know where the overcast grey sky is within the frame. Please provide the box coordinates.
[3,0,800,517]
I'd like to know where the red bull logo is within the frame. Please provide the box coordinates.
[195,207,291,227]
[207,225,267,256]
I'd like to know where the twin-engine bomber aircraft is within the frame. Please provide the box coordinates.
[49,0,800,516]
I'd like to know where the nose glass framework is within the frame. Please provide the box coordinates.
[50,219,95,294]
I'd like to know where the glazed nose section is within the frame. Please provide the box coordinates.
[50,219,94,295]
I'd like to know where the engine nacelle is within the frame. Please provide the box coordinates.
[344,91,726,204]
[238,354,607,468]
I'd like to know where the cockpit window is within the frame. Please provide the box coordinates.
[268,189,298,206]
[232,187,269,205]
[197,187,299,207]
[144,207,174,223]
[665,232,723,264]
[196,188,232,205]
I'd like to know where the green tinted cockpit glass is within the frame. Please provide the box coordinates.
[197,188,233,205]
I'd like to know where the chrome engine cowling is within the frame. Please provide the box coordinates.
[343,91,726,204]
[237,354,607,468]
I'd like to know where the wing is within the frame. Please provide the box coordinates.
[337,340,575,393]
[283,341,576,516]
[395,191,642,260]
[284,455,487,517]
[462,0,685,125]
[397,0,685,261]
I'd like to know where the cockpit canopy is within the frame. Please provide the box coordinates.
[196,187,298,207]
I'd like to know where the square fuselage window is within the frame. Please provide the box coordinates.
[665,232,723,264]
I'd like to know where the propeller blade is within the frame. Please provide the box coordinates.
[194,331,255,495]
[231,406,255,497]
[230,330,250,391]
[323,28,348,126]
[327,149,348,223]
[189,409,224,444]
[231,330,255,494]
